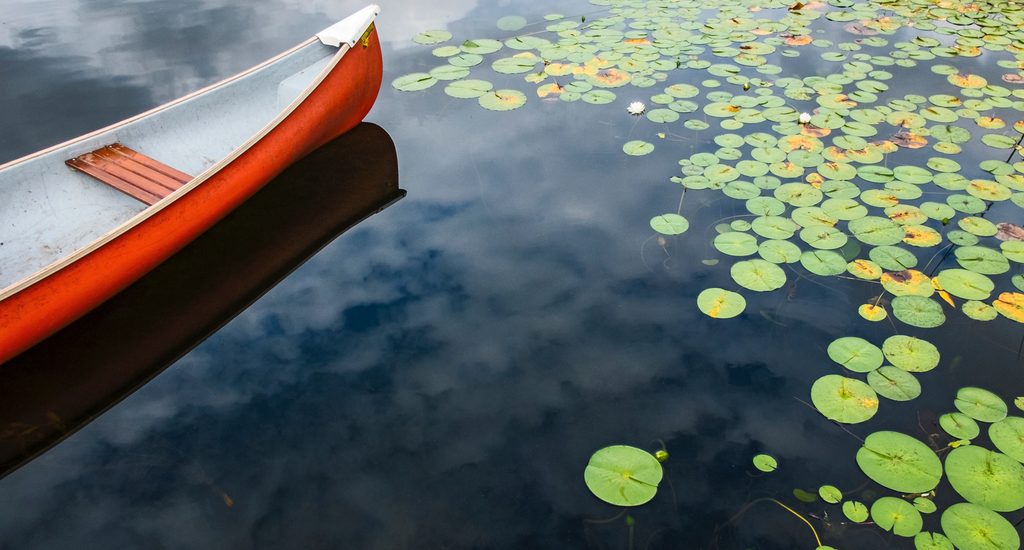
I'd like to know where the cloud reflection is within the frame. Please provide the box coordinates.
[1,0,1023,549]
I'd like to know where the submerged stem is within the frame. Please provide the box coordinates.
[721,497,823,548]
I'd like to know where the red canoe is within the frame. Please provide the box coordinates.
[0,5,383,364]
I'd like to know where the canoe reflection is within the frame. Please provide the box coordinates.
[0,122,404,478]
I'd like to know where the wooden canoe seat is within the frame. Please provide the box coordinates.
[66,143,193,205]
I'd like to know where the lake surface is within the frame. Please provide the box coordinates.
[1,0,1023,548]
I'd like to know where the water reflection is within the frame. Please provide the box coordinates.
[0,0,1022,548]
[0,123,403,477]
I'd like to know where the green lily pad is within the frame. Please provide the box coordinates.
[913,497,938,514]
[793,488,818,503]
[697,288,746,319]
[945,446,1024,512]
[753,453,778,472]
[444,79,493,99]
[892,295,946,328]
[955,246,1011,275]
[758,240,802,264]
[650,214,689,235]
[868,366,921,402]
[941,412,981,440]
[584,445,663,506]
[936,269,994,301]
[982,133,1019,149]
[811,375,879,424]
[941,503,1020,550]
[414,30,453,45]
[496,15,527,31]
[801,250,847,276]
[623,140,655,156]
[883,336,940,372]
[963,301,999,321]
[870,246,918,271]
[827,337,883,373]
[819,485,842,504]
[959,216,999,237]
[989,417,1024,463]
[871,497,923,537]
[731,259,786,292]
[857,431,943,492]
[955,387,1008,423]
[850,217,905,246]
[843,500,869,522]
[799,226,848,250]
[714,232,758,256]
[751,216,799,239]
[913,532,953,550]
[392,72,438,92]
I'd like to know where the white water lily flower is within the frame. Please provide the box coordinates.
[627,101,646,115]
[799,112,812,124]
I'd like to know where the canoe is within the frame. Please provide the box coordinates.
[0,123,404,478]
[0,4,384,365]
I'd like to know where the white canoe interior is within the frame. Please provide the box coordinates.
[0,39,346,293]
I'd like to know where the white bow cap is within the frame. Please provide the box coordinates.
[317,4,382,48]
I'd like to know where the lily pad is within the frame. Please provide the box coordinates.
[623,140,654,156]
[753,453,778,472]
[650,214,689,235]
[819,485,842,504]
[697,288,746,319]
[936,269,994,301]
[882,336,940,372]
[913,497,938,514]
[731,259,787,292]
[870,246,918,270]
[843,500,869,522]
[827,337,883,373]
[444,79,493,99]
[989,417,1024,463]
[857,431,943,493]
[479,89,527,111]
[871,497,923,537]
[392,72,438,92]
[945,446,1024,512]
[584,445,663,506]
[955,246,1011,275]
[414,30,453,45]
[913,532,953,550]
[963,301,999,321]
[868,366,921,402]
[714,232,758,256]
[955,387,1008,423]
[811,375,879,424]
[941,503,1020,550]
[801,250,847,276]
[941,412,981,440]
[892,296,946,328]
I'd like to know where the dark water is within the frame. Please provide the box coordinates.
[1,1,1022,549]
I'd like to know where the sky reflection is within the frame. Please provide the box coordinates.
[0,0,1022,549]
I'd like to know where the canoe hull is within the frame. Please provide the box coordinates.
[0,27,383,365]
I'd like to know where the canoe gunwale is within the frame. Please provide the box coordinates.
[0,34,356,302]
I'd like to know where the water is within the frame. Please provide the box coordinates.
[1,0,1023,548]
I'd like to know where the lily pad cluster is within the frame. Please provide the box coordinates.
[392,0,1024,327]
[395,0,1024,546]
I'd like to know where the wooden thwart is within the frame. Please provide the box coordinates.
[66,143,193,205]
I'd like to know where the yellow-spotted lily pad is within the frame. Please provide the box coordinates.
[811,375,879,424]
